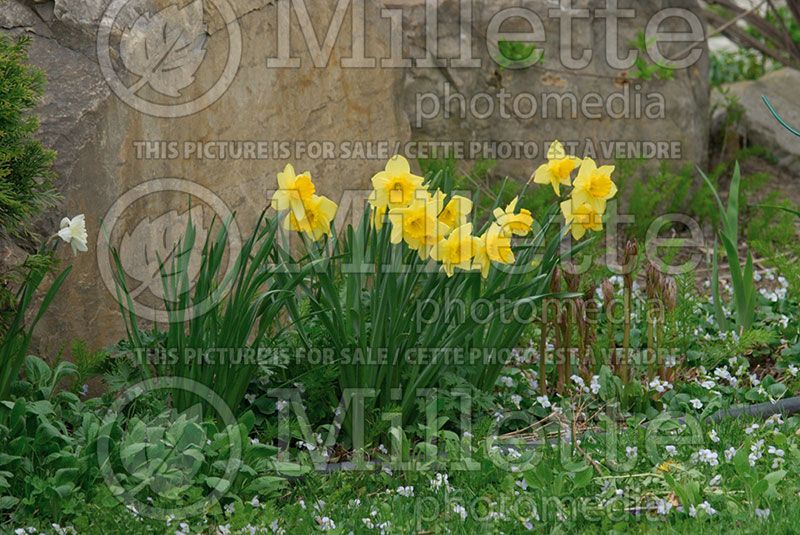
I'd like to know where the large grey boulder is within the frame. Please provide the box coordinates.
[399,0,710,178]
[1,0,710,351]
[713,68,800,174]
[2,0,412,351]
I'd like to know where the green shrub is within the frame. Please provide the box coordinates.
[0,35,58,236]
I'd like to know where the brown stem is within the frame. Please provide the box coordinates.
[622,286,631,384]
[609,322,617,375]
[647,302,656,381]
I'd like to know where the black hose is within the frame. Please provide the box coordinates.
[708,395,800,422]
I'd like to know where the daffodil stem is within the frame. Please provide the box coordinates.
[539,321,548,396]
[657,316,666,380]
[555,313,564,395]
[562,318,571,392]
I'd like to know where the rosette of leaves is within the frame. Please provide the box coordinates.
[113,213,306,418]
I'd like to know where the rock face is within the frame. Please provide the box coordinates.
[2,0,412,352]
[0,0,710,351]
[398,0,710,178]
[713,68,800,174]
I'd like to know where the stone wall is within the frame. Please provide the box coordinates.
[399,0,709,178]
[0,0,709,350]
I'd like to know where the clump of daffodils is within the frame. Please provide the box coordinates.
[532,140,617,240]
[272,147,616,277]
[370,155,533,277]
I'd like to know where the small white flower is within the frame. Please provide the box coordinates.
[745,423,760,435]
[430,473,452,492]
[656,498,673,515]
[396,485,414,497]
[318,517,336,531]
[665,445,678,457]
[755,508,771,520]
[709,475,722,486]
[690,398,703,409]
[648,376,672,393]
[245,393,256,404]
[695,448,719,467]
[275,399,288,412]
[378,444,388,454]
[767,446,784,457]
[499,376,515,388]
[250,496,260,508]
[698,501,716,516]
[536,395,551,408]
[724,447,736,461]
[625,446,638,457]
[787,364,798,377]
[590,375,601,395]
[57,214,88,254]
[765,413,784,426]
[709,429,720,443]
[453,504,468,521]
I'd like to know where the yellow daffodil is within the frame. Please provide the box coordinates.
[438,195,473,230]
[370,204,388,230]
[571,158,617,212]
[389,195,449,259]
[371,155,425,210]
[531,140,581,196]
[430,223,480,277]
[473,223,515,278]
[493,197,533,237]
[485,222,515,264]
[284,194,338,241]
[560,199,603,240]
[271,163,316,218]
[472,236,491,279]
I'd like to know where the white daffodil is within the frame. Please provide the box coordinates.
[57,214,88,254]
